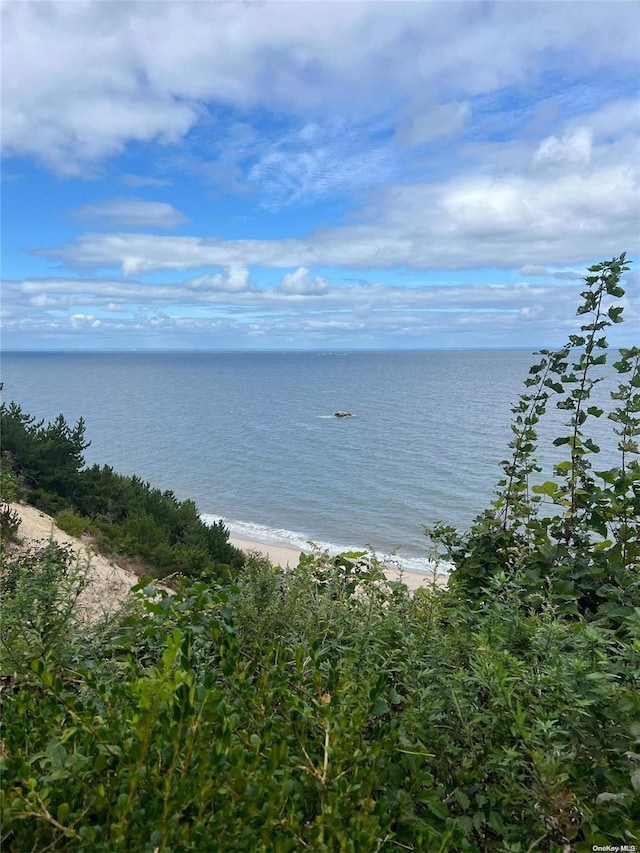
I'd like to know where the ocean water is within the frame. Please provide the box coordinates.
[1,350,624,573]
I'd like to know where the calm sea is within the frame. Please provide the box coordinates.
[1,350,623,573]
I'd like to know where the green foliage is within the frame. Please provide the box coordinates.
[433,254,639,630]
[0,504,21,545]
[0,458,22,544]
[0,459,20,504]
[0,542,90,671]
[77,465,243,580]
[55,509,93,538]
[1,547,638,851]
[0,393,244,583]
[0,401,89,498]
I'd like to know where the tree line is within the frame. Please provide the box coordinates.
[0,398,243,582]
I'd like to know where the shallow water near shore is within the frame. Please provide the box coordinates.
[2,349,622,574]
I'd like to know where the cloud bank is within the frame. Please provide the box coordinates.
[1,1,638,349]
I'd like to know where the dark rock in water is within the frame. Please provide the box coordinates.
[334,411,353,418]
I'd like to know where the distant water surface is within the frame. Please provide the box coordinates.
[1,350,622,572]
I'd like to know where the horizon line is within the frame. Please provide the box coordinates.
[2,345,555,355]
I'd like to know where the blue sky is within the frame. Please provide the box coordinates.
[1,1,639,350]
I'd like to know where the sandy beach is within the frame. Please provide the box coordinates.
[7,503,445,624]
[229,534,447,591]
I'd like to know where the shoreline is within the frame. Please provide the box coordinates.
[10,500,446,600]
[229,534,447,591]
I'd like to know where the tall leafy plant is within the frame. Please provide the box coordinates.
[435,254,639,627]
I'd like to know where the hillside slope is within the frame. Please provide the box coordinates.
[8,502,145,622]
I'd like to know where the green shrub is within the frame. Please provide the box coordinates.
[0,503,21,543]
[25,487,71,516]
[55,509,92,538]
[0,458,20,503]
[2,557,638,851]
[0,458,22,544]
[0,401,89,498]
[0,541,90,671]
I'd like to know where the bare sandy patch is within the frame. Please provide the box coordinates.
[7,502,144,622]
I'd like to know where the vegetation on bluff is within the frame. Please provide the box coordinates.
[0,401,244,582]
[0,255,638,851]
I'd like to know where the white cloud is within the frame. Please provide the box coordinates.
[3,2,638,173]
[278,268,330,295]
[72,198,188,229]
[133,308,176,329]
[4,265,637,349]
[186,266,251,293]
[242,115,400,210]
[3,3,638,351]
[533,128,593,169]
[45,133,640,274]
[70,313,101,328]
[29,294,60,308]
[569,98,640,142]
[518,265,585,282]
[119,174,172,188]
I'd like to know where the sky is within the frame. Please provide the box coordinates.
[1,1,639,351]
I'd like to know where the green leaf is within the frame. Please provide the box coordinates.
[608,306,624,323]
[371,698,389,717]
[418,795,449,820]
[607,284,625,298]
[589,512,608,538]
[532,481,559,496]
[454,789,470,810]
